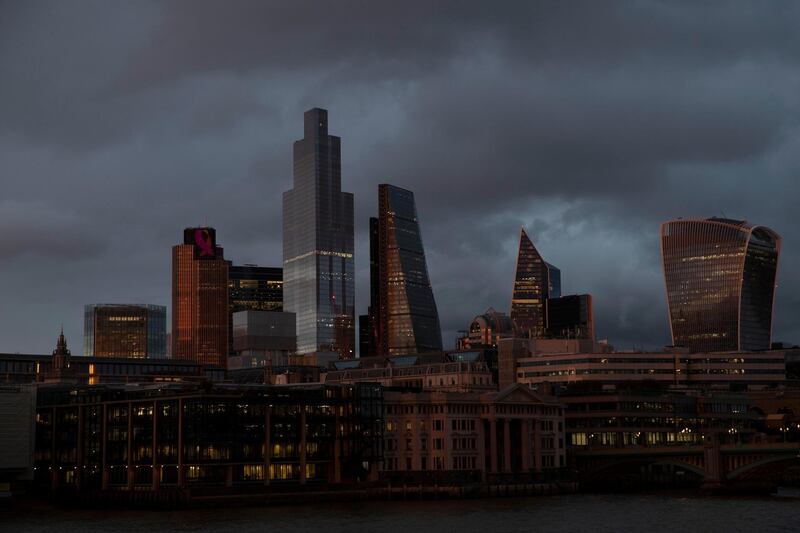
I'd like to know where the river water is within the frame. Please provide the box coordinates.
[3,493,797,532]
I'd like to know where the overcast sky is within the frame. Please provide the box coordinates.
[1,1,799,354]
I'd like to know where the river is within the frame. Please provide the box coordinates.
[2,493,797,532]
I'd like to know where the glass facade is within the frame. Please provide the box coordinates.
[228,265,283,355]
[661,218,781,352]
[374,184,442,355]
[283,108,354,357]
[83,304,167,359]
[546,294,594,340]
[172,227,229,367]
[510,228,556,338]
[546,263,561,299]
[34,383,384,491]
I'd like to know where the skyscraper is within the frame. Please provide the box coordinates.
[661,217,781,352]
[283,108,354,357]
[510,227,558,338]
[372,184,442,355]
[172,227,229,367]
[83,304,167,358]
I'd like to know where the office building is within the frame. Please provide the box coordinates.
[362,217,381,358]
[228,310,296,369]
[228,264,283,355]
[283,108,354,357]
[512,348,789,390]
[33,382,383,492]
[372,184,442,355]
[547,263,561,299]
[510,228,558,338]
[172,227,229,367]
[83,304,167,359]
[358,314,372,359]
[0,384,36,495]
[661,218,781,352]
[546,294,594,340]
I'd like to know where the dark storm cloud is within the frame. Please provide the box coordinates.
[0,0,799,352]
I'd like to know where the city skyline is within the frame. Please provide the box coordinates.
[2,2,800,354]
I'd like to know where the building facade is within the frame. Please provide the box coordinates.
[172,227,229,367]
[512,349,789,390]
[510,228,558,339]
[457,307,516,351]
[546,295,594,340]
[33,383,383,492]
[661,218,781,352]
[382,385,565,481]
[562,390,756,449]
[228,264,283,355]
[283,108,354,357]
[373,184,442,355]
[228,310,297,369]
[83,304,167,359]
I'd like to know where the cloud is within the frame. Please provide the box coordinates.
[0,1,799,352]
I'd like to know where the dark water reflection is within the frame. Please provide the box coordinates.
[3,493,798,533]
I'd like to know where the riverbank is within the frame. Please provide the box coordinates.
[4,493,799,532]
[11,481,578,510]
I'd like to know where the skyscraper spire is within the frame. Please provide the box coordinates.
[510,227,557,338]
[283,108,354,357]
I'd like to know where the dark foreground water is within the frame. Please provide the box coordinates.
[2,493,798,533]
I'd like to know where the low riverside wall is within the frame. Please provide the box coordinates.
[42,481,578,509]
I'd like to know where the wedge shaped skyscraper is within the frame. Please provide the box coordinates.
[510,227,558,338]
[371,184,442,355]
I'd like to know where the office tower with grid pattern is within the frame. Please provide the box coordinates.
[282,108,354,357]
[172,227,229,367]
[510,227,558,338]
[661,217,781,352]
[83,304,166,358]
[373,184,442,355]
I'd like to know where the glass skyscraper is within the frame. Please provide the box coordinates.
[661,217,781,352]
[510,227,558,338]
[372,184,442,355]
[83,304,167,359]
[283,108,354,357]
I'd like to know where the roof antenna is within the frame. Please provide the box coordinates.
[721,211,728,219]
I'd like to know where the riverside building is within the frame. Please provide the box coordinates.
[33,382,383,492]
[382,384,566,481]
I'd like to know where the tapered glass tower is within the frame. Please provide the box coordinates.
[283,108,355,357]
[661,217,781,352]
[372,184,442,355]
[510,227,557,338]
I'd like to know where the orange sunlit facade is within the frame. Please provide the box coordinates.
[172,227,229,368]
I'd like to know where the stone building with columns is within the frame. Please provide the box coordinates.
[382,384,566,482]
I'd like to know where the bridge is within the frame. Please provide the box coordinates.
[573,439,800,489]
